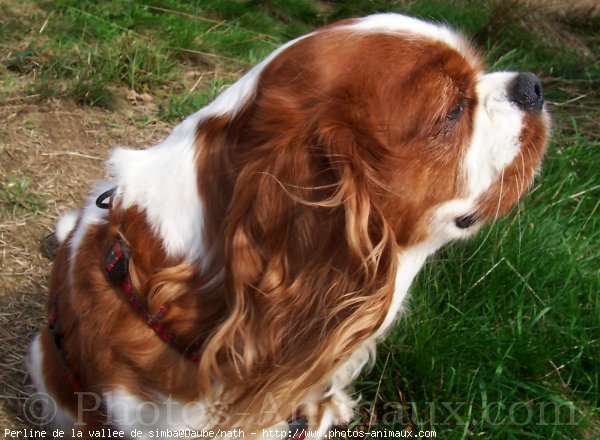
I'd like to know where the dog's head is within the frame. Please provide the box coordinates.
[191,14,549,250]
[105,13,549,427]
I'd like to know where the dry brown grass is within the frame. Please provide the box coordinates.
[524,0,599,16]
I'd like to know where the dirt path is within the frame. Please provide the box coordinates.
[0,98,171,429]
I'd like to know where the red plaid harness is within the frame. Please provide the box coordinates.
[97,187,202,360]
[47,187,307,437]
[103,238,202,362]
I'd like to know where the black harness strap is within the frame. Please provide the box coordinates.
[95,187,116,210]
[48,297,84,391]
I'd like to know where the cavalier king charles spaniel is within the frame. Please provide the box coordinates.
[28,13,549,438]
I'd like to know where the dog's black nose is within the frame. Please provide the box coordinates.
[508,72,544,113]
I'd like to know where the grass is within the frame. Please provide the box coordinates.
[0,0,598,438]
[359,122,600,438]
[1,176,46,219]
[2,0,312,117]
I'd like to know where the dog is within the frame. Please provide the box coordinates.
[28,13,549,438]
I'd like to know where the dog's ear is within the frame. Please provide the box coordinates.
[196,102,399,426]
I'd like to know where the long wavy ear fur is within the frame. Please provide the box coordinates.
[194,83,399,427]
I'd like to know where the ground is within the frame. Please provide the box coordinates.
[0,97,173,429]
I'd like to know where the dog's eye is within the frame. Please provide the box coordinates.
[446,102,464,121]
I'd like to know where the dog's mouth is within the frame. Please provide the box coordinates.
[454,213,480,229]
